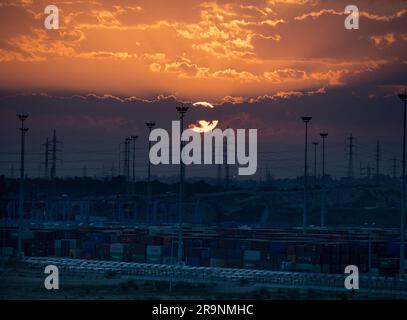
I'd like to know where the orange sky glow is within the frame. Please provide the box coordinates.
[0,0,406,102]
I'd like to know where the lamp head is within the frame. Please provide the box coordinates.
[176,106,189,114]
[398,93,407,102]
[301,116,312,123]
[17,114,29,121]
[145,122,156,129]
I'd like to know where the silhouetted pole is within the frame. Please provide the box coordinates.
[50,130,57,179]
[131,135,138,195]
[125,137,131,194]
[346,133,355,179]
[145,122,155,224]
[176,105,188,265]
[223,132,230,187]
[392,156,397,180]
[376,140,380,185]
[42,138,49,179]
[301,116,312,233]
[320,133,328,227]
[398,92,407,275]
[312,142,318,187]
[17,114,29,259]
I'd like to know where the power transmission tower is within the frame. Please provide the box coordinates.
[41,138,50,179]
[375,140,381,185]
[346,133,356,179]
[17,113,29,259]
[50,130,61,180]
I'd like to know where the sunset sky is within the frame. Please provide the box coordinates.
[0,0,406,178]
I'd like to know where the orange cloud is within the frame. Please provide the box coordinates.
[0,0,405,101]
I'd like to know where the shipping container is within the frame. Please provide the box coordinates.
[186,257,200,266]
[110,243,128,254]
[96,243,110,260]
[209,258,225,267]
[162,256,176,265]
[226,259,242,268]
[287,254,296,263]
[226,248,242,260]
[243,250,261,261]
[110,253,123,261]
[69,249,80,259]
[131,253,145,263]
[269,242,288,254]
[11,230,34,240]
[146,245,162,256]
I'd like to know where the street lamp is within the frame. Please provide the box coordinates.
[17,113,29,259]
[145,122,155,224]
[320,133,328,227]
[301,116,312,233]
[176,105,189,265]
[125,137,132,194]
[398,91,407,275]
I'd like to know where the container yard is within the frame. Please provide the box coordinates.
[1,224,405,277]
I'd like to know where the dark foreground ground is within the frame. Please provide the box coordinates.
[0,265,393,300]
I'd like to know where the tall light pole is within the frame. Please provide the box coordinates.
[301,116,312,233]
[125,137,131,195]
[145,122,155,224]
[17,113,29,259]
[398,92,407,275]
[320,133,328,227]
[176,105,189,265]
[131,135,138,195]
[312,142,319,187]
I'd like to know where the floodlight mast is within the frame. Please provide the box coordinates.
[301,116,312,234]
[398,91,407,275]
[176,106,189,265]
[146,122,155,224]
